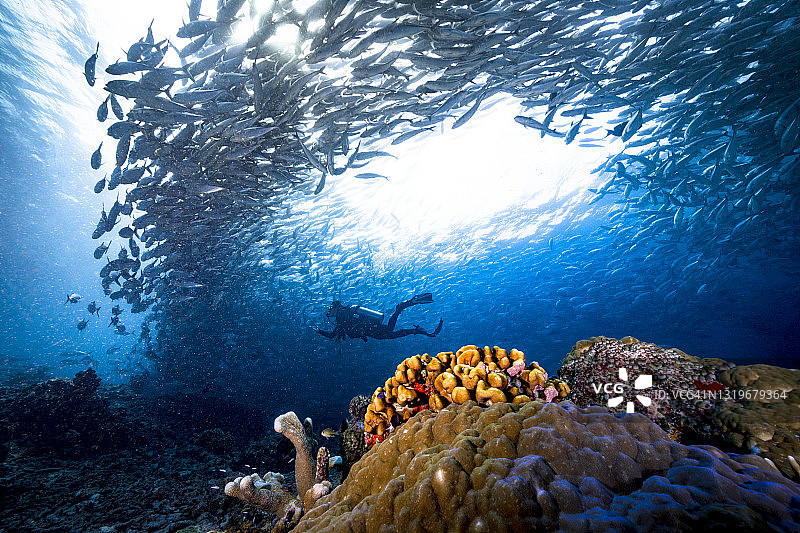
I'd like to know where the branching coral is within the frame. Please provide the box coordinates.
[364,345,569,445]
[225,410,326,532]
[224,472,297,514]
[274,411,316,498]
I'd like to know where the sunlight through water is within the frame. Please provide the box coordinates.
[292,96,616,259]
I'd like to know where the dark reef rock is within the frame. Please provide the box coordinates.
[0,376,259,532]
[191,428,236,455]
[1,368,135,457]
[714,364,800,481]
[339,395,370,474]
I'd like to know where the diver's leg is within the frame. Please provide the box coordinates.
[388,294,434,331]
[317,328,337,338]
[386,305,406,331]
[410,318,443,338]
[381,328,418,339]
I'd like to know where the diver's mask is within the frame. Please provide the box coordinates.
[327,301,342,317]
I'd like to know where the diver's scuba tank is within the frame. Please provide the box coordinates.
[354,306,384,323]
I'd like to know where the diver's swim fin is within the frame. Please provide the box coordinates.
[409,292,433,305]
[432,318,443,336]
[415,318,443,338]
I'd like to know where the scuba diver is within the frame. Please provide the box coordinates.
[317,293,443,342]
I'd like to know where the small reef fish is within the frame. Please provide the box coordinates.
[91,142,102,169]
[61,354,96,367]
[65,293,82,304]
[77,318,89,331]
[87,301,101,316]
[606,121,628,137]
[93,176,106,194]
[84,42,99,86]
[321,428,340,438]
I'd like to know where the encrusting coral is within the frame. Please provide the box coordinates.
[295,400,800,532]
[341,395,369,473]
[558,336,730,440]
[364,345,570,446]
[303,447,333,512]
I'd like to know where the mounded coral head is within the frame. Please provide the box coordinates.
[295,401,800,532]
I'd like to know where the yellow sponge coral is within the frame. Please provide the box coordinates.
[364,345,568,446]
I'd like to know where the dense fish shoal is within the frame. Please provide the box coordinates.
[84,0,799,384]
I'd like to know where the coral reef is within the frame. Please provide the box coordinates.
[315,447,330,484]
[225,472,295,510]
[714,364,800,481]
[364,345,569,445]
[559,336,800,481]
[273,411,316,498]
[0,379,271,532]
[296,401,800,532]
[303,447,334,512]
[226,411,342,531]
[558,336,729,441]
[341,396,369,473]
[3,368,135,457]
[225,472,302,530]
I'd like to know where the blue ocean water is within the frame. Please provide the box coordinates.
[0,0,798,437]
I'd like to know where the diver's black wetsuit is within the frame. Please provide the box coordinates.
[317,294,443,342]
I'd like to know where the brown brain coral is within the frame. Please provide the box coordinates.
[295,401,800,532]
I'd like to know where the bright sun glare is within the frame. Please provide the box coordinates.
[296,96,615,255]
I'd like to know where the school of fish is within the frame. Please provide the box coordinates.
[85,0,799,377]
